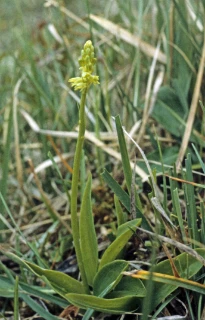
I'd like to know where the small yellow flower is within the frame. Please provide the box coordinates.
[69,40,99,91]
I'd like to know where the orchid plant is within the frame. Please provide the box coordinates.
[2,41,205,320]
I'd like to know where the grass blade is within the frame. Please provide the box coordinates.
[20,294,60,320]
[101,169,150,230]
[173,188,186,241]
[0,105,13,220]
[114,194,127,226]
[101,169,130,211]
[192,143,205,174]
[115,115,132,193]
[184,154,200,245]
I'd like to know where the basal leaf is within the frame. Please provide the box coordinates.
[80,173,98,286]
[65,293,138,314]
[93,260,128,297]
[3,252,85,295]
[99,219,141,270]
[25,261,85,295]
[113,275,146,297]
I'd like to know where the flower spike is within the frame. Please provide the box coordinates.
[69,40,99,91]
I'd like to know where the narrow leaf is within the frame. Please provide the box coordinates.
[173,188,186,241]
[114,194,127,226]
[102,168,130,211]
[21,293,60,320]
[115,115,132,193]
[184,154,200,244]
[192,143,205,174]
[128,270,205,295]
[102,169,150,230]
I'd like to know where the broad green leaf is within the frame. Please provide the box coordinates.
[65,293,138,314]
[149,248,205,311]
[80,173,98,286]
[93,260,128,297]
[25,262,85,295]
[99,219,141,269]
[3,252,85,295]
[113,275,146,297]
[84,261,130,320]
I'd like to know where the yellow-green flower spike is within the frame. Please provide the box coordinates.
[79,40,96,74]
[69,40,99,91]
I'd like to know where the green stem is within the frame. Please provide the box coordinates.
[70,88,90,294]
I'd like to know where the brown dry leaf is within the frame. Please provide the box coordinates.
[89,14,167,64]
[59,305,79,319]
